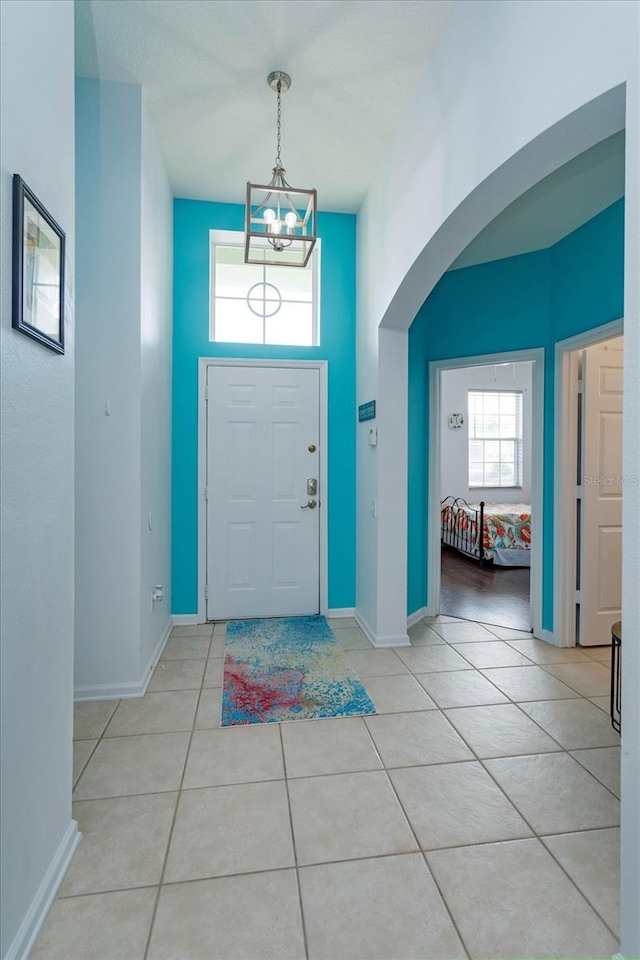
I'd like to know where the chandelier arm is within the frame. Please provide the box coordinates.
[251,190,277,216]
[282,194,301,219]
[268,237,293,251]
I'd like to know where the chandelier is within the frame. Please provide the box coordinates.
[244,71,317,268]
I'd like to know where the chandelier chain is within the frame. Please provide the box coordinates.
[275,80,282,170]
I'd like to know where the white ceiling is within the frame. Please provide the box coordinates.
[450,131,625,270]
[75,0,452,213]
[75,2,625,259]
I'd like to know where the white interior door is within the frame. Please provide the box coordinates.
[579,336,623,645]
[206,364,320,620]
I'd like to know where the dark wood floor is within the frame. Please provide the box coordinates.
[440,546,531,631]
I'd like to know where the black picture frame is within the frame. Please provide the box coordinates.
[12,174,65,354]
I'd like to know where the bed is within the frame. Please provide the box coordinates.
[440,497,532,567]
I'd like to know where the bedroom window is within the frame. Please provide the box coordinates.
[209,230,319,346]
[468,390,523,488]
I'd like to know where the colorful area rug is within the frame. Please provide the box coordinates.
[221,616,376,726]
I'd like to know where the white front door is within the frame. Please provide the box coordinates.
[206,364,320,620]
[578,336,623,645]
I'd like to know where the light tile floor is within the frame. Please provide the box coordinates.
[31,617,620,960]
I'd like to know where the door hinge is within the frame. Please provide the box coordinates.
[575,590,582,604]
[576,485,582,500]
[576,379,584,394]
[205,585,208,599]
[205,385,209,401]
[204,486,208,501]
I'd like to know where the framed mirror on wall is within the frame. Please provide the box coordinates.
[12,174,65,354]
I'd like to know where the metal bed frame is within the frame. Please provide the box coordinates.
[440,496,488,567]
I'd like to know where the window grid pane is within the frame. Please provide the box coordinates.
[468,390,524,488]
[211,239,317,346]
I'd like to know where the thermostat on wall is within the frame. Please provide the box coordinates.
[448,413,464,428]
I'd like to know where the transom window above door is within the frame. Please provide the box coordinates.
[468,389,523,488]
[210,231,319,346]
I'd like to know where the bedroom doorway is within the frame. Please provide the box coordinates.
[428,349,544,636]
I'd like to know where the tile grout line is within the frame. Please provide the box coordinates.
[278,723,310,960]
[439,679,621,943]
[141,630,212,960]
[66,619,619,956]
[73,698,122,792]
[568,749,621,797]
[455,713,619,942]
[52,821,623,903]
[424,664,621,808]
[406,698,547,844]
[67,741,620,797]
[535,661,612,699]
[358,706,473,960]
[505,701,623,802]
[395,649,621,941]
[536,833,622,942]
[93,698,121,740]
[72,737,102,790]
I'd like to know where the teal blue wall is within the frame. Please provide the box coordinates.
[172,199,357,614]
[408,199,624,628]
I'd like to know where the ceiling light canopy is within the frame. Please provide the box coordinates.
[245,71,317,268]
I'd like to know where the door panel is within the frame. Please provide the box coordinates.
[579,337,623,645]
[207,364,320,619]
[272,523,297,587]
[227,524,255,589]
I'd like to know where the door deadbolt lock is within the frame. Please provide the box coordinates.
[301,499,317,510]
[308,444,317,453]
[307,478,318,496]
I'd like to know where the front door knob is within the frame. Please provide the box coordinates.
[301,499,317,510]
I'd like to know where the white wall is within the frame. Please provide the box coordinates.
[75,80,173,698]
[0,2,77,957]
[355,2,639,951]
[440,362,533,503]
[620,11,640,955]
[140,100,173,673]
[355,212,382,638]
[75,79,143,695]
[357,0,635,641]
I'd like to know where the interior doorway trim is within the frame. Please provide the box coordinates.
[197,357,329,624]
[427,348,545,637]
[554,318,624,647]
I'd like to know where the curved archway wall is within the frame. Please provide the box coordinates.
[355,2,638,954]
[408,199,625,624]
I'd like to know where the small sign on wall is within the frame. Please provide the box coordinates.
[358,400,376,422]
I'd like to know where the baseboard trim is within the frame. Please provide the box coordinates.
[537,628,560,647]
[354,609,375,645]
[173,611,358,623]
[74,619,172,702]
[139,617,173,693]
[5,819,80,960]
[407,607,428,628]
[74,679,149,701]
[354,610,411,648]
[369,633,411,648]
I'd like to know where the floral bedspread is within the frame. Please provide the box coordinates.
[441,501,531,557]
[471,503,532,554]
